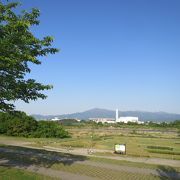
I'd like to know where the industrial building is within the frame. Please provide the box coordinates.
[90,109,143,124]
[89,118,115,124]
[115,109,143,124]
[51,117,60,121]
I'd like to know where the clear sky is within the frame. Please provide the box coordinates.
[13,0,180,115]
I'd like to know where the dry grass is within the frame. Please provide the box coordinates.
[0,126,180,160]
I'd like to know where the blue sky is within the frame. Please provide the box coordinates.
[13,0,180,114]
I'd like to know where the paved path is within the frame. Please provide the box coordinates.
[0,139,179,168]
[0,147,180,179]
[80,161,180,179]
[44,146,180,168]
[0,159,98,180]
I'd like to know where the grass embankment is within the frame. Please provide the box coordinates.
[52,163,160,180]
[0,164,158,180]
[1,145,179,180]
[0,166,58,180]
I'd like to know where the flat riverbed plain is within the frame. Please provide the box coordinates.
[0,127,179,179]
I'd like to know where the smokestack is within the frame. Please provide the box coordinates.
[116,109,118,121]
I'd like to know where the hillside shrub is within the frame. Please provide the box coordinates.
[33,121,69,138]
[0,112,69,138]
[147,146,173,151]
[147,149,180,155]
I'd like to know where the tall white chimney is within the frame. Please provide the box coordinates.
[116,109,119,121]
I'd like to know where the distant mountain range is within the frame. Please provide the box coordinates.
[32,108,180,122]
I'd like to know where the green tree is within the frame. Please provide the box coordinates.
[34,121,69,138]
[0,112,70,138]
[0,111,38,137]
[0,112,10,133]
[0,1,59,111]
[7,112,38,137]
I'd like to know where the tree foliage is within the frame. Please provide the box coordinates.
[34,121,69,138]
[0,1,59,111]
[0,112,69,138]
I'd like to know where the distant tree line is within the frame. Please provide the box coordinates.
[0,112,69,138]
[145,121,180,129]
[59,119,80,126]
[59,119,180,129]
[113,121,180,129]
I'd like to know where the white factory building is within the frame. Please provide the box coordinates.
[89,118,115,124]
[90,109,143,124]
[115,109,143,124]
[51,117,60,121]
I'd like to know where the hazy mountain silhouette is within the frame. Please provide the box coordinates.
[32,108,180,122]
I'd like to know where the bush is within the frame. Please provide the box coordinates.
[0,112,37,137]
[147,146,173,151]
[7,116,38,137]
[147,149,180,155]
[0,112,69,138]
[33,121,69,138]
[0,113,10,134]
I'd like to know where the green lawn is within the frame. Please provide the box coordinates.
[0,166,58,180]
[0,163,161,180]
[52,163,161,180]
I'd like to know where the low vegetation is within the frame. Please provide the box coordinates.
[147,149,180,156]
[0,112,179,160]
[0,166,57,180]
[0,112,69,138]
[60,119,180,130]
[147,146,173,151]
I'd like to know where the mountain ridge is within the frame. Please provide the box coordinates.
[31,108,180,122]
